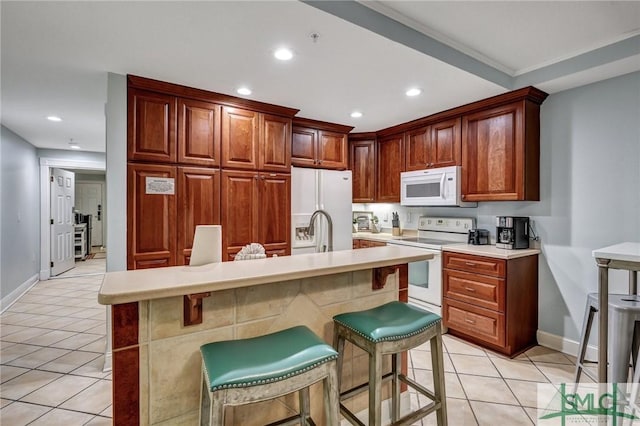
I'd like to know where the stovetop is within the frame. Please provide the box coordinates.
[386,236,464,250]
[398,237,461,246]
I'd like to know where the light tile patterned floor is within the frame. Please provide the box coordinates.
[1,257,588,425]
[1,258,111,425]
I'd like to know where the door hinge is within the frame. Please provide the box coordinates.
[50,219,54,225]
[50,176,54,182]
[50,261,54,268]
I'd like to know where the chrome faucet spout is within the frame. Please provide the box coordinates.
[308,209,334,252]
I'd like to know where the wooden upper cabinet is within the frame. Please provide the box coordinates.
[177,99,220,167]
[221,170,259,260]
[431,117,461,168]
[221,107,259,170]
[292,118,353,170]
[260,114,291,172]
[127,163,176,270]
[258,173,291,254]
[128,89,176,163]
[291,126,318,168]
[405,127,430,171]
[349,139,376,203]
[318,130,348,169]
[177,167,220,265]
[376,134,404,202]
[405,118,461,171]
[462,100,540,201]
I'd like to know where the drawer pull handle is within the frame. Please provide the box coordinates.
[465,262,475,266]
[465,319,476,324]
[465,287,476,292]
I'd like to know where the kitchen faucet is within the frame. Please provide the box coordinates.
[308,209,333,252]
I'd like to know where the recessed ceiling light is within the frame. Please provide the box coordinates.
[274,48,293,61]
[406,88,422,97]
[47,116,62,122]
[237,87,252,96]
[350,111,363,118]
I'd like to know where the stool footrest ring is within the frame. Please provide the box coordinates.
[339,372,394,401]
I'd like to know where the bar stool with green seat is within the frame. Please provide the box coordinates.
[333,301,447,426]
[199,325,340,425]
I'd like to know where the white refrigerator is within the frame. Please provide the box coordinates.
[291,167,353,254]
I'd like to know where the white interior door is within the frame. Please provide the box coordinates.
[76,182,104,246]
[51,168,75,276]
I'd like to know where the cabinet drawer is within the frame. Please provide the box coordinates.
[444,298,505,347]
[444,269,505,312]
[443,252,506,277]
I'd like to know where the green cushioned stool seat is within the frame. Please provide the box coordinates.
[333,301,441,343]
[198,325,340,426]
[201,325,338,391]
[333,301,447,426]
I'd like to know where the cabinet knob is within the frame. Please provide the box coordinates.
[465,287,476,292]
[318,160,323,165]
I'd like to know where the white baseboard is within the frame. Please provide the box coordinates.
[39,268,50,281]
[537,329,597,362]
[1,274,39,313]
[102,351,112,373]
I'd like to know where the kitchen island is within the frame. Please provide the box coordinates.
[99,246,433,425]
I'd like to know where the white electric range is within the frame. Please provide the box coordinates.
[386,217,475,315]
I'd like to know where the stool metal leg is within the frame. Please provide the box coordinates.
[369,346,383,426]
[431,325,448,426]
[391,353,400,423]
[575,305,597,385]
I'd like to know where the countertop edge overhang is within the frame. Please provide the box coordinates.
[98,246,434,305]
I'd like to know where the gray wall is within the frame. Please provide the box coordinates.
[356,71,640,343]
[1,126,40,298]
[105,72,127,272]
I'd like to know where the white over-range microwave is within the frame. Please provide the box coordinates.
[400,166,476,207]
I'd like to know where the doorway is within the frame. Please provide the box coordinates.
[39,157,106,280]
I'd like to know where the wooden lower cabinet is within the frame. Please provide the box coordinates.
[128,164,222,269]
[127,164,177,269]
[221,170,290,261]
[443,251,538,356]
[177,167,220,265]
[353,239,386,249]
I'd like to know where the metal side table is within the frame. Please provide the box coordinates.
[592,242,640,383]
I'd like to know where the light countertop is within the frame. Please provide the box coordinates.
[98,246,434,305]
[443,244,540,259]
[593,242,640,263]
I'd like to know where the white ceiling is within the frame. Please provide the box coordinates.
[1,1,638,153]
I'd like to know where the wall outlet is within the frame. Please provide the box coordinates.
[383,213,389,222]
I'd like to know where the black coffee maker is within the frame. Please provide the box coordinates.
[496,216,529,249]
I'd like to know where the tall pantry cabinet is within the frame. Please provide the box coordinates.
[127,75,298,269]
